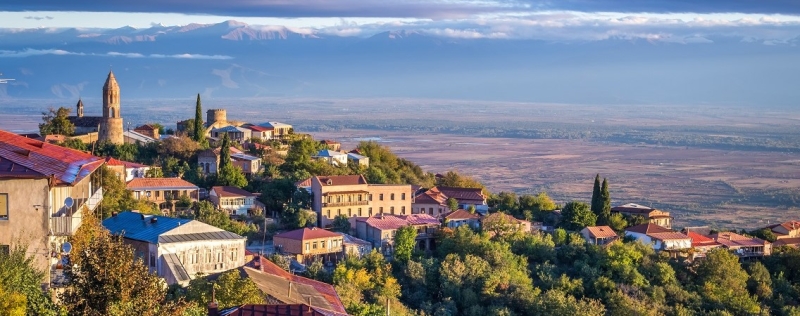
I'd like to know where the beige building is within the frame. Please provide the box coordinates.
[260,122,292,139]
[580,226,619,246]
[133,124,160,140]
[209,186,261,216]
[105,157,151,182]
[0,130,105,287]
[103,212,246,285]
[273,227,344,263]
[611,203,673,229]
[310,175,412,228]
[355,214,440,254]
[126,177,199,211]
[197,147,261,176]
[413,186,489,217]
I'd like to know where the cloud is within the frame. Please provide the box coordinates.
[24,15,54,20]
[0,49,233,59]
[5,0,800,19]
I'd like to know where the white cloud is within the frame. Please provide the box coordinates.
[0,49,83,57]
[0,49,233,59]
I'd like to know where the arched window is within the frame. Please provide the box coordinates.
[111,108,116,117]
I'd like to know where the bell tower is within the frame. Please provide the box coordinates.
[98,71,124,144]
[76,99,84,117]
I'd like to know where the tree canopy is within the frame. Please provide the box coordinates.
[40,107,75,136]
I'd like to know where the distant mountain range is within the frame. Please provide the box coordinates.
[1,20,799,106]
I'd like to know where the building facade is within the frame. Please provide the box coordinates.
[355,214,440,255]
[273,227,344,263]
[310,175,412,228]
[126,177,199,211]
[209,186,260,216]
[98,71,124,145]
[611,203,672,229]
[413,186,489,217]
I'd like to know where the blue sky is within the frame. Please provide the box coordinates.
[2,1,800,43]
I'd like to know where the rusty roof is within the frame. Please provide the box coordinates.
[0,129,104,185]
[582,226,618,239]
[126,177,198,190]
[248,257,347,314]
[211,186,257,198]
[220,304,349,316]
[648,232,690,241]
[274,227,341,241]
[356,214,438,231]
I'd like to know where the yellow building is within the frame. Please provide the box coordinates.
[310,175,412,228]
[273,227,344,263]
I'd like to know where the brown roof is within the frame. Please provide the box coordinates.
[134,124,156,131]
[313,175,368,186]
[356,214,439,231]
[220,304,349,316]
[0,129,104,185]
[274,227,341,241]
[766,221,800,234]
[295,177,312,188]
[211,186,257,198]
[625,223,673,235]
[248,257,347,314]
[583,226,618,239]
[433,186,485,202]
[105,157,148,168]
[444,209,480,220]
[711,232,769,248]
[773,238,800,247]
[126,177,198,190]
[648,232,691,241]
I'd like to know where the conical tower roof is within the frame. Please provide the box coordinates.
[76,98,83,107]
[103,71,119,90]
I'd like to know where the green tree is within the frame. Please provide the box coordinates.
[446,197,459,211]
[0,284,27,316]
[60,228,188,316]
[192,94,205,144]
[599,178,611,224]
[590,174,602,219]
[331,214,352,234]
[216,134,248,188]
[394,226,418,263]
[145,167,164,178]
[59,138,88,151]
[746,262,773,312]
[184,270,264,309]
[606,213,628,232]
[281,205,317,229]
[560,201,597,230]
[40,106,75,136]
[305,257,331,283]
[194,201,257,238]
[696,249,760,315]
[0,244,60,315]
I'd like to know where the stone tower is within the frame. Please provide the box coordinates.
[76,99,84,117]
[98,71,124,145]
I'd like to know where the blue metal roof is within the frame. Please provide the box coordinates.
[102,212,193,244]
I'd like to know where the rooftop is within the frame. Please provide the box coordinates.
[433,186,486,202]
[583,226,618,239]
[260,122,292,128]
[105,156,148,169]
[711,232,769,248]
[123,130,156,143]
[313,175,368,186]
[686,231,721,248]
[274,227,342,241]
[356,214,439,231]
[211,186,257,198]
[443,209,481,220]
[0,129,104,185]
[102,211,244,244]
[126,177,199,190]
[625,223,675,235]
[246,257,346,314]
[314,150,347,158]
[220,304,349,316]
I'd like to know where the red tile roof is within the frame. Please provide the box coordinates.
[250,257,346,314]
[245,125,272,132]
[134,124,156,131]
[648,232,691,241]
[711,232,769,248]
[433,186,486,202]
[220,304,349,316]
[444,209,480,220]
[0,129,104,185]
[105,157,148,168]
[583,226,618,239]
[686,231,721,248]
[625,223,674,235]
[126,177,198,190]
[211,186,257,198]
[313,175,367,186]
[274,227,341,241]
[295,177,312,188]
[773,237,800,248]
[356,214,438,231]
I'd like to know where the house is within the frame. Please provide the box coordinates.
[581,226,619,246]
[197,146,248,175]
[273,227,344,264]
[243,125,274,141]
[209,186,261,216]
[481,212,532,236]
[123,130,157,144]
[773,238,800,248]
[105,157,151,182]
[133,124,160,140]
[347,152,369,167]
[443,209,481,230]
[126,177,199,211]
[355,214,440,254]
[211,126,250,143]
[312,150,348,166]
[320,140,341,151]
[0,129,105,287]
[103,211,247,285]
[243,256,348,314]
[611,203,672,229]
[310,175,412,228]
[763,221,800,240]
[625,223,691,251]
[413,186,489,217]
[231,152,262,175]
[710,232,771,258]
[340,233,372,258]
[259,122,292,139]
[215,304,349,316]
[683,227,722,259]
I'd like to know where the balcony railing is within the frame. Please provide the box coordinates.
[50,187,103,236]
[322,201,369,208]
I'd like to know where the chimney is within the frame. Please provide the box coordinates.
[150,217,158,224]
[207,288,219,316]
[112,212,118,217]
[288,281,292,298]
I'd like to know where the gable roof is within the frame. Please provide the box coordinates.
[314,150,347,158]
[773,237,800,248]
[444,209,480,220]
[212,186,257,198]
[220,304,349,316]
[686,231,721,248]
[67,115,104,128]
[244,125,272,132]
[711,232,769,248]
[247,257,347,314]
[123,130,156,143]
[126,177,198,190]
[356,214,439,231]
[134,124,157,131]
[582,226,618,239]
[105,156,148,168]
[433,186,486,202]
[625,223,674,235]
[102,211,244,244]
[0,129,104,185]
[313,175,368,186]
[648,232,691,241]
[766,221,800,234]
[274,227,341,241]
[295,177,312,188]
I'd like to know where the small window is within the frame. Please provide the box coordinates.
[150,252,156,267]
[321,241,326,248]
[358,195,363,202]
[313,242,318,249]
[369,194,373,201]
[305,243,310,251]
[401,206,406,214]
[401,193,406,200]
[390,193,395,200]
[358,208,363,217]
[390,206,395,214]
[0,193,8,220]
[379,194,384,201]
[379,207,384,214]
[327,210,331,218]
[348,209,352,217]
[369,208,373,216]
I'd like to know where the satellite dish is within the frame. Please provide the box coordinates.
[62,242,72,254]
[64,197,74,208]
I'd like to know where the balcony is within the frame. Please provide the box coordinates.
[50,187,103,236]
[322,200,369,208]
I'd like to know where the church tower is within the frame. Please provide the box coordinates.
[76,99,84,117]
[98,71,124,144]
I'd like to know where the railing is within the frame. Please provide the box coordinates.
[322,201,369,208]
[50,187,104,236]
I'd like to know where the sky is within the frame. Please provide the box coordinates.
[2,1,800,43]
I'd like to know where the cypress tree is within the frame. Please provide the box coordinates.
[600,178,611,224]
[193,93,204,143]
[219,133,232,170]
[591,174,602,218]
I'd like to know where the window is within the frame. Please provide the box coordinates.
[358,195,363,201]
[348,209,352,217]
[305,243,310,251]
[390,193,395,200]
[379,194,384,201]
[327,196,331,203]
[369,208,373,216]
[155,191,160,198]
[0,193,7,220]
[401,206,406,214]
[390,206,395,214]
[150,252,156,267]
[327,210,331,218]
[429,208,433,215]
[313,242,318,249]
[0,245,8,256]
[401,193,406,200]
[379,207,384,214]
[337,209,342,216]
[369,194,373,201]
[358,208,363,217]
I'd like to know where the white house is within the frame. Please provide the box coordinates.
[312,150,348,166]
[209,186,261,216]
[625,223,691,251]
[103,211,247,285]
[443,209,481,230]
